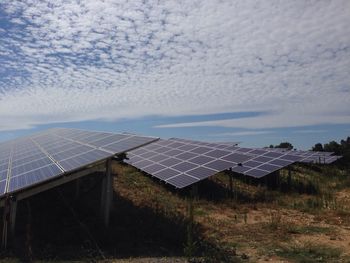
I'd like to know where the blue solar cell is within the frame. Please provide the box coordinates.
[177,144,198,151]
[221,153,252,164]
[252,156,273,163]
[0,180,6,195]
[171,162,199,173]
[263,152,284,158]
[129,148,149,155]
[12,153,49,167]
[156,140,177,146]
[133,159,154,169]
[103,136,158,153]
[0,163,8,172]
[147,146,170,154]
[231,165,252,174]
[0,158,9,166]
[11,157,55,177]
[126,155,143,164]
[175,152,198,161]
[45,142,81,155]
[13,150,44,161]
[204,159,233,171]
[280,154,302,162]
[58,150,112,171]
[51,145,96,161]
[244,160,263,168]
[141,143,163,151]
[269,159,293,166]
[257,163,280,172]
[209,144,233,150]
[158,157,183,167]
[167,142,186,148]
[8,164,63,193]
[245,169,268,178]
[186,167,216,180]
[222,146,240,151]
[301,157,316,163]
[138,151,157,159]
[153,168,181,180]
[162,149,183,156]
[143,163,167,174]
[188,155,215,165]
[236,148,254,153]
[0,170,8,181]
[204,149,231,158]
[166,175,199,189]
[147,154,169,162]
[249,149,268,155]
[89,134,129,147]
[189,146,213,154]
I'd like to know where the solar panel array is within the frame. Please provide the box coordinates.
[1,129,343,194]
[0,128,158,197]
[126,138,343,187]
[229,147,341,178]
[125,138,253,188]
[230,148,303,178]
[262,147,341,164]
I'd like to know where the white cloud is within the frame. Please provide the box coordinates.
[293,129,327,134]
[211,131,274,137]
[0,0,349,131]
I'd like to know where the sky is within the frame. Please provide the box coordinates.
[0,0,350,150]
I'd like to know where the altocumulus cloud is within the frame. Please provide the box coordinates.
[0,1,350,131]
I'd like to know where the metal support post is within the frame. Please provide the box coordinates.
[103,158,113,227]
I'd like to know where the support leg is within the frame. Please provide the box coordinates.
[100,175,106,217]
[1,197,10,249]
[10,198,17,243]
[104,159,113,227]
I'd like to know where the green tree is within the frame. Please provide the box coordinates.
[276,142,293,150]
[312,143,324,152]
[324,141,341,154]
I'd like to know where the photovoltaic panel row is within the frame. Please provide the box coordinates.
[0,128,159,197]
[171,141,305,179]
[262,148,340,164]
[231,151,304,178]
[126,139,253,188]
[51,128,158,154]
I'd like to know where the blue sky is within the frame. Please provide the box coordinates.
[0,1,350,150]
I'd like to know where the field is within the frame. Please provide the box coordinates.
[1,161,350,262]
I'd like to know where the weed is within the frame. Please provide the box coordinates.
[268,210,282,230]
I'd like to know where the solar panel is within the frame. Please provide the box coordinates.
[8,164,63,192]
[126,138,255,188]
[0,128,158,197]
[0,180,7,195]
[58,149,112,171]
[0,170,8,181]
[166,175,199,189]
[230,149,304,178]
[261,147,341,164]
